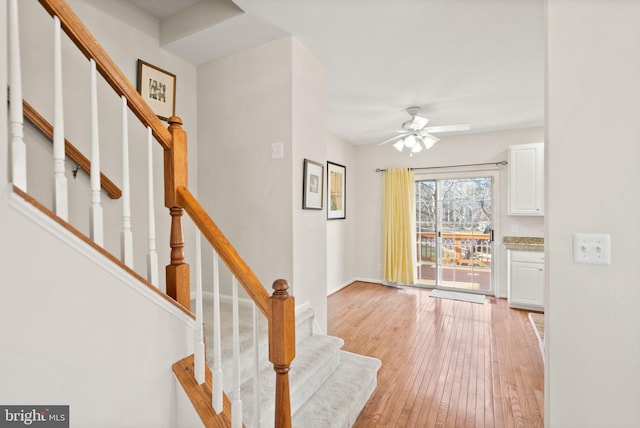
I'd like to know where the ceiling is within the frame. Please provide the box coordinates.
[127,0,544,146]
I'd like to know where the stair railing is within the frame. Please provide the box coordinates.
[8,0,295,426]
[17,96,122,200]
[180,186,296,427]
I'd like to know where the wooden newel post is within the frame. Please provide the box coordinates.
[165,116,190,310]
[269,279,295,428]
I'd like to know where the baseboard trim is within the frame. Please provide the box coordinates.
[528,312,545,364]
[328,278,389,296]
[327,278,358,296]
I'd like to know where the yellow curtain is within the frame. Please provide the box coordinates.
[383,168,416,285]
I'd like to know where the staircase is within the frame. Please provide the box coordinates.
[4,0,381,426]
[202,297,381,428]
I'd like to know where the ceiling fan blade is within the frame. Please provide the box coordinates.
[407,115,429,130]
[377,133,408,145]
[423,124,471,133]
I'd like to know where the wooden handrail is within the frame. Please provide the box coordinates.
[177,185,271,317]
[21,98,122,199]
[37,0,172,151]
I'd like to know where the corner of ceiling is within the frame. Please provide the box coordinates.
[157,0,288,66]
[159,0,244,46]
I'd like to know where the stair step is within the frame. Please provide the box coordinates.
[238,334,344,428]
[291,351,382,428]
[202,298,316,389]
[294,305,315,344]
[200,297,381,427]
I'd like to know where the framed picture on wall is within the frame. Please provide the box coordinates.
[136,59,176,121]
[327,161,346,219]
[303,159,324,210]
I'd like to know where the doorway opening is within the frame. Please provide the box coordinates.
[415,174,494,294]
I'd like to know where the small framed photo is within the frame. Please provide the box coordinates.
[137,59,176,121]
[303,159,324,210]
[327,161,346,219]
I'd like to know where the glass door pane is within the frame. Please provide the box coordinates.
[416,176,493,293]
[416,180,437,286]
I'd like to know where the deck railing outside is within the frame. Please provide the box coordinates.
[417,232,492,266]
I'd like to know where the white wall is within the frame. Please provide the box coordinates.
[1,0,6,186]
[326,133,358,295]
[16,0,199,292]
[353,126,544,297]
[291,39,328,330]
[0,196,198,427]
[197,37,329,330]
[197,37,294,297]
[546,1,640,426]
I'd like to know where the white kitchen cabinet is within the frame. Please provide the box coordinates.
[507,250,544,311]
[508,142,544,216]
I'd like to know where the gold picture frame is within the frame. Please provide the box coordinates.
[327,161,346,219]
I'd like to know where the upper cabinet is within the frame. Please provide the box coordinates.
[508,142,544,216]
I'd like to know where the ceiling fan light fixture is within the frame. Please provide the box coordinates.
[378,106,469,156]
[422,135,439,150]
[404,135,417,148]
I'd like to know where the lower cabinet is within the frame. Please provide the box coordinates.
[507,250,544,311]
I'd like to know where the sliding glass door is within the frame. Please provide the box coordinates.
[416,175,494,293]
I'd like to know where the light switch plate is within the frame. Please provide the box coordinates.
[271,142,284,159]
[573,233,611,264]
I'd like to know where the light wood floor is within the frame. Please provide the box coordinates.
[327,281,544,428]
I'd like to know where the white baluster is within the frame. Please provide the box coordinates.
[252,304,261,426]
[194,232,205,384]
[89,59,103,246]
[146,126,159,286]
[231,276,243,428]
[211,252,224,414]
[8,0,26,191]
[53,16,68,221]
[120,96,133,267]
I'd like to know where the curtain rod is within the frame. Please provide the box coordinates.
[375,160,507,173]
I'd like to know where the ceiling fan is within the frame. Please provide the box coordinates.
[378,107,471,155]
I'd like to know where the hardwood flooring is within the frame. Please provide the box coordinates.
[327,281,544,428]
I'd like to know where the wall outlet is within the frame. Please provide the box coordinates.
[377,263,383,271]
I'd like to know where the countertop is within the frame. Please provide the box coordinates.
[503,236,544,252]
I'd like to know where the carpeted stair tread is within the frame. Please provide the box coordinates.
[238,334,344,427]
[291,351,382,428]
[197,296,381,427]
[200,297,317,388]
[294,306,316,344]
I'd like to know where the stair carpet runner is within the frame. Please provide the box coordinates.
[199,296,381,428]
